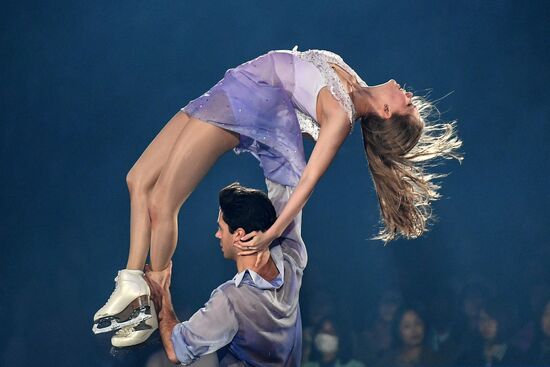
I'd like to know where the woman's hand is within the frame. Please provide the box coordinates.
[234,230,277,266]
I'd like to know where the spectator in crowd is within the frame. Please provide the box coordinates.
[353,288,402,365]
[376,303,445,367]
[527,297,550,365]
[302,326,314,366]
[512,280,550,353]
[458,299,524,366]
[303,317,364,367]
[305,290,337,328]
[426,292,462,365]
[456,280,491,345]
[302,290,337,365]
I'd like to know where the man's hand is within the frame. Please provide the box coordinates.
[144,269,164,316]
[144,263,180,364]
[144,262,173,317]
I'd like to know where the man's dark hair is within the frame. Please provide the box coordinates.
[219,182,277,234]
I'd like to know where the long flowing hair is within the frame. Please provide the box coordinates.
[361,93,462,242]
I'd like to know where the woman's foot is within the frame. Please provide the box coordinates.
[92,269,152,334]
[109,263,172,347]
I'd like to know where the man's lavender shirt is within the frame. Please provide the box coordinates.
[171,179,308,366]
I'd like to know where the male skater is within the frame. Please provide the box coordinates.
[146,180,307,366]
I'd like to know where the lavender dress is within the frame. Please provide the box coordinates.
[181,47,367,187]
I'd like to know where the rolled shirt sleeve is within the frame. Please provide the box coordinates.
[171,288,238,365]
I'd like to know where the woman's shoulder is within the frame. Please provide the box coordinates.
[299,47,340,65]
[268,47,350,71]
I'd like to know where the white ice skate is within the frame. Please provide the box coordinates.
[111,301,158,348]
[92,269,153,334]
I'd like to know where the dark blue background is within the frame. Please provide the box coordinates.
[1,1,549,366]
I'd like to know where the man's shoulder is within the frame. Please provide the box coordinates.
[203,280,238,308]
[211,278,258,308]
[215,279,236,294]
[278,238,308,271]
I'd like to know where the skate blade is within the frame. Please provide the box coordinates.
[93,311,152,334]
[92,295,152,334]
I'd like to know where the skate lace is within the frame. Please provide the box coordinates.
[103,275,119,306]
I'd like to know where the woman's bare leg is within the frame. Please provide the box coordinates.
[147,117,240,271]
[125,111,191,270]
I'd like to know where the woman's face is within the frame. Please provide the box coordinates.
[371,79,417,119]
[399,311,425,347]
[541,301,550,337]
[479,310,498,341]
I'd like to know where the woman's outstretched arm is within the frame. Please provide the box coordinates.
[237,106,351,258]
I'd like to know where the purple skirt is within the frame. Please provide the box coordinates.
[181,51,306,187]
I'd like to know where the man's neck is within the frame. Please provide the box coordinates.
[235,251,279,281]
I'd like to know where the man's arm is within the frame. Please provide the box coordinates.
[158,289,181,364]
[147,273,238,365]
[146,272,181,364]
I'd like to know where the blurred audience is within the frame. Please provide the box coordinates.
[352,288,402,365]
[375,303,446,367]
[426,292,462,365]
[526,297,550,365]
[302,290,337,364]
[303,317,364,367]
[457,298,524,365]
[511,280,550,353]
[456,280,492,345]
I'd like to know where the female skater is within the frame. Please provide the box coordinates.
[92,47,462,347]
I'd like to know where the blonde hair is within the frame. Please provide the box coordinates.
[361,94,462,242]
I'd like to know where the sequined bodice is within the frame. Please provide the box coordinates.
[292,48,367,140]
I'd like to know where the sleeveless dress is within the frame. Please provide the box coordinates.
[181,47,367,187]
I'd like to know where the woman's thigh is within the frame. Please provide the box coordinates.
[127,111,191,191]
[150,117,240,213]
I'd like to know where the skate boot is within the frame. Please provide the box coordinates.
[111,301,158,347]
[92,269,152,334]
[110,264,171,346]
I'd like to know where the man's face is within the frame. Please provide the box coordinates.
[215,209,238,260]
